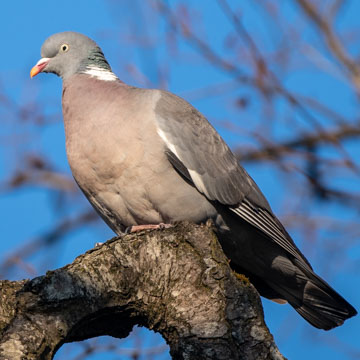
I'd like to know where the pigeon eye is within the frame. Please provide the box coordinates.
[60,44,69,52]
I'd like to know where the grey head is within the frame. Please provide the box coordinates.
[31,32,113,80]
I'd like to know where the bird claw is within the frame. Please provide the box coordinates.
[129,223,173,233]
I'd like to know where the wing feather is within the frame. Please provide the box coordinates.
[231,201,311,267]
[155,90,269,207]
[155,90,310,267]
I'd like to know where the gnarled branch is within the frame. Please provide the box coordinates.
[0,222,283,360]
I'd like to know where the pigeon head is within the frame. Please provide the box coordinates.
[30,32,114,80]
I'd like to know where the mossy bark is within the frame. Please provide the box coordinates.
[0,222,284,360]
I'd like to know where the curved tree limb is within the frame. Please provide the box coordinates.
[0,222,284,360]
[237,122,360,162]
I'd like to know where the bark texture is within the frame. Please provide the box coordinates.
[0,222,284,360]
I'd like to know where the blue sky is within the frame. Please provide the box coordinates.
[0,1,359,359]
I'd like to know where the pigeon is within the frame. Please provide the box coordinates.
[31,31,357,330]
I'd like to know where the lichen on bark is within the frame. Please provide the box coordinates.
[0,222,284,360]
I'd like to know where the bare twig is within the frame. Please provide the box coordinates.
[296,0,360,92]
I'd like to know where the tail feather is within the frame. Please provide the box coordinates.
[268,264,357,330]
[216,209,357,330]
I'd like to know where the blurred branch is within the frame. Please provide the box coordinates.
[296,0,360,92]
[69,340,168,360]
[3,169,76,193]
[217,0,269,85]
[329,0,347,19]
[156,0,324,131]
[1,154,76,193]
[237,121,360,161]
[0,211,97,278]
[237,121,360,206]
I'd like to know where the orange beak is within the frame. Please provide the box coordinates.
[30,58,50,78]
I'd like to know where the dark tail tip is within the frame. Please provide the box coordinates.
[295,301,357,330]
[292,275,357,330]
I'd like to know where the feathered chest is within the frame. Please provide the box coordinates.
[61,77,164,191]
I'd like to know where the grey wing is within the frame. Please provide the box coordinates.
[155,90,269,207]
[154,90,312,268]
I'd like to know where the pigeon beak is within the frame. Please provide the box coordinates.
[30,58,50,78]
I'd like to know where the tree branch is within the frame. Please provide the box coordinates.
[237,122,360,162]
[295,0,360,92]
[0,222,283,360]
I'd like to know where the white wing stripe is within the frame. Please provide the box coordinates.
[157,127,211,197]
[231,204,300,259]
[243,202,285,239]
[157,128,181,158]
[188,169,210,197]
[231,206,285,246]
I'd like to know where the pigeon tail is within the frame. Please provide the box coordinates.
[216,211,357,330]
[268,261,357,330]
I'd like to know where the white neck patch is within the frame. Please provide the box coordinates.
[83,65,118,81]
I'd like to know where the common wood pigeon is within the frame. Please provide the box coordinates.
[31,32,357,330]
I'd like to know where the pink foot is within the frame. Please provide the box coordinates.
[130,223,173,233]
